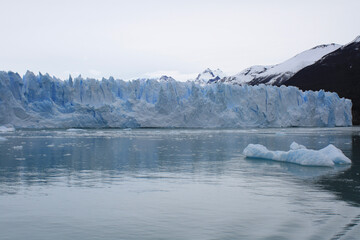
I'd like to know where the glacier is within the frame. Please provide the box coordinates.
[243,142,352,167]
[0,71,352,129]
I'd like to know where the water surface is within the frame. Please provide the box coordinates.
[0,128,359,240]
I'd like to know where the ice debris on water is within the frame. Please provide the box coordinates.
[0,125,15,132]
[243,141,351,167]
[66,128,86,132]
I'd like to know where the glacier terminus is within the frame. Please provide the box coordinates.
[0,71,352,129]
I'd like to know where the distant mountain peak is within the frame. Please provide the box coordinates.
[310,43,338,50]
[342,35,360,48]
[352,35,360,43]
[202,68,213,74]
[195,68,226,84]
[159,75,176,82]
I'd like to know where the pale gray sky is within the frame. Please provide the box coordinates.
[1,0,359,81]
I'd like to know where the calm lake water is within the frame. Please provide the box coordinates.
[0,128,360,240]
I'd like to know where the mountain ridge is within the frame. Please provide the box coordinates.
[284,36,360,125]
[198,43,341,85]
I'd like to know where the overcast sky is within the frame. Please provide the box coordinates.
[1,0,359,81]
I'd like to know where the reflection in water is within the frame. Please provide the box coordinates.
[330,214,360,240]
[0,128,360,240]
[0,128,359,201]
[314,134,360,206]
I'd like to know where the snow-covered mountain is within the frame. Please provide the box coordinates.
[0,71,352,128]
[284,35,360,125]
[194,68,226,84]
[158,75,176,82]
[212,43,341,85]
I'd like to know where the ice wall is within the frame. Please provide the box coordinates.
[0,71,352,128]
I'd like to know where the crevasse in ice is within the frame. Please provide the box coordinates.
[0,71,352,128]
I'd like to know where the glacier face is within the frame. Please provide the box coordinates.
[0,71,352,128]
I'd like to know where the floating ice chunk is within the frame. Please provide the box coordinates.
[0,137,7,141]
[318,144,352,164]
[0,125,15,132]
[243,142,351,167]
[66,128,86,132]
[13,146,23,150]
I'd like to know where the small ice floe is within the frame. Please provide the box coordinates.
[63,153,71,156]
[0,125,15,132]
[243,141,351,167]
[15,157,26,161]
[0,137,7,141]
[13,146,23,150]
[47,144,55,147]
[66,128,86,132]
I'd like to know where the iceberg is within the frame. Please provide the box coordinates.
[243,142,352,167]
[0,125,15,132]
[0,71,352,128]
